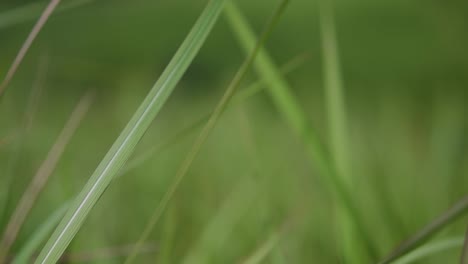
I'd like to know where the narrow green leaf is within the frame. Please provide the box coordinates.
[35,0,227,262]
[240,230,281,264]
[317,0,363,262]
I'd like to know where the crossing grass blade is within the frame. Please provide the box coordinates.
[224,1,378,259]
[34,0,228,262]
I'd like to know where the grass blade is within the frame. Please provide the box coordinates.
[0,0,62,98]
[34,0,227,262]
[239,229,281,264]
[0,92,92,262]
[379,196,468,264]
[224,2,377,259]
[124,1,292,262]
[317,0,362,262]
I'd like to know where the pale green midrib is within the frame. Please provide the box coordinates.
[34,0,227,263]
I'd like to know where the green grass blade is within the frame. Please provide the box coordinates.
[0,0,92,30]
[123,1,292,262]
[379,196,468,264]
[34,0,227,262]
[392,237,464,264]
[224,2,377,259]
[12,204,68,264]
[317,0,362,262]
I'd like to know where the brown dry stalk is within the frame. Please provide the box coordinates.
[0,92,93,262]
[0,0,62,97]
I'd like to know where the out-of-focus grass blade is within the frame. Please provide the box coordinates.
[392,237,464,264]
[34,0,227,263]
[0,0,92,30]
[124,1,292,262]
[12,204,68,264]
[0,54,48,224]
[379,196,468,264]
[182,178,257,263]
[224,1,377,259]
[317,0,363,262]
[240,230,280,264]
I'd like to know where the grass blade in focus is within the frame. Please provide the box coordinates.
[34,0,227,262]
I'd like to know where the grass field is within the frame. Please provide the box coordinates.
[0,0,467,263]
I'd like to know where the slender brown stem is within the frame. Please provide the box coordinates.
[379,195,468,264]
[460,225,468,264]
[0,92,93,262]
[0,0,62,97]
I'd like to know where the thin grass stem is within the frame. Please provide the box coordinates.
[379,196,468,264]
[0,0,62,98]
[0,92,93,262]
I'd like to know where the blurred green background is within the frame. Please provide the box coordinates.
[0,0,467,262]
